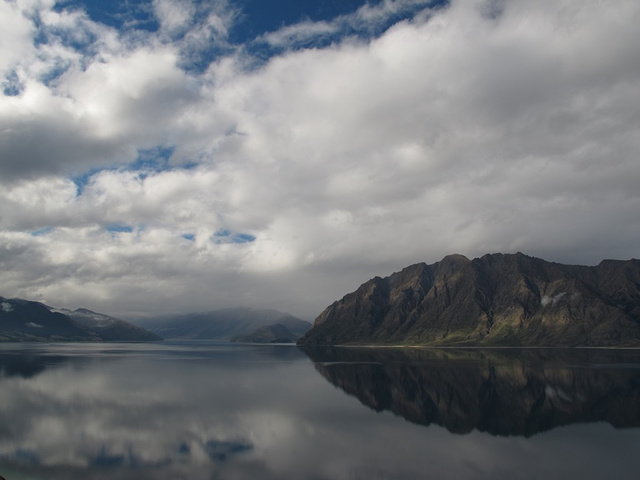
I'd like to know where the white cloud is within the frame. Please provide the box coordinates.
[353,0,436,26]
[153,0,196,35]
[60,46,196,139]
[0,0,34,76]
[258,21,338,49]
[256,0,438,49]
[1,0,640,319]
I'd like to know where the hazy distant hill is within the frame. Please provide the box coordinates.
[136,307,311,341]
[231,320,311,343]
[0,297,161,342]
[298,253,640,347]
[54,307,162,341]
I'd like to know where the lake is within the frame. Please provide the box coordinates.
[0,342,639,480]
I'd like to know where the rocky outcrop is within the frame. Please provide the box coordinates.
[298,253,640,346]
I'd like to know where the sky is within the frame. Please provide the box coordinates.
[1,0,639,320]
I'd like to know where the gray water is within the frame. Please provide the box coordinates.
[0,342,639,480]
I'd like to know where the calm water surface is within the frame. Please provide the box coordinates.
[0,342,639,479]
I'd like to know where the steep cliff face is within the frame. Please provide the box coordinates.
[298,253,640,346]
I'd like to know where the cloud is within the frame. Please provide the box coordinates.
[255,0,438,50]
[0,0,34,77]
[352,0,441,28]
[258,20,339,49]
[153,0,196,35]
[1,0,639,318]
[0,1,204,181]
[154,0,239,70]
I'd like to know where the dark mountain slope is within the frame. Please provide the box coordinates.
[0,296,160,342]
[58,308,161,341]
[0,297,96,342]
[298,253,640,346]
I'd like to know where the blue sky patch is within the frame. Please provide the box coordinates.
[39,61,73,88]
[31,227,53,237]
[2,70,23,96]
[130,145,175,176]
[71,167,105,195]
[59,0,159,33]
[71,145,184,195]
[182,233,195,241]
[232,233,256,243]
[106,224,133,234]
[231,0,380,41]
[240,0,448,61]
[48,1,450,74]
[213,229,256,244]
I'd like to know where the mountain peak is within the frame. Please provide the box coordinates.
[299,253,640,347]
[440,253,470,264]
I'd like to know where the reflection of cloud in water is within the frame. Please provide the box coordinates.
[0,344,319,479]
[0,344,639,479]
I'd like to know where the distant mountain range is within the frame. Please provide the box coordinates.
[0,296,161,342]
[298,253,640,347]
[135,308,311,342]
[1,297,310,344]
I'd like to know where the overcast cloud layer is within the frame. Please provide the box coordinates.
[1,0,639,319]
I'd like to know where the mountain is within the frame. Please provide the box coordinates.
[302,346,640,437]
[136,307,310,341]
[53,307,162,341]
[1,297,98,342]
[231,319,311,343]
[298,253,640,346]
[0,296,161,342]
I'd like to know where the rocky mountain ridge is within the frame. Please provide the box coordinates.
[0,296,161,342]
[298,253,640,346]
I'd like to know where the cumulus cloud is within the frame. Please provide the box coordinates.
[0,0,34,76]
[1,0,639,318]
[153,0,196,35]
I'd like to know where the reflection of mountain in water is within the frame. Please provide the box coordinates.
[302,347,640,436]
[0,352,71,379]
